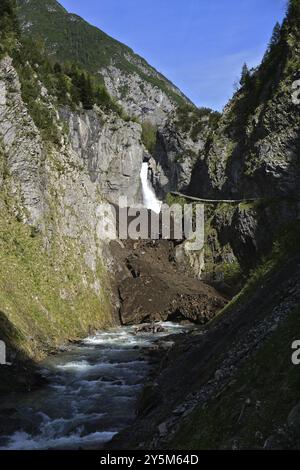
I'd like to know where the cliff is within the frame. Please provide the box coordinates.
[0,54,122,360]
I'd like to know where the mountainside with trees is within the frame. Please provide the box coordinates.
[0,0,300,452]
[16,0,192,124]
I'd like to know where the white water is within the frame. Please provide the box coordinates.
[140,162,162,214]
[0,322,191,450]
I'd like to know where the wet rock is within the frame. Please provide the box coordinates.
[134,323,167,334]
[137,383,162,417]
[155,341,175,352]
[158,422,168,437]
[287,401,300,437]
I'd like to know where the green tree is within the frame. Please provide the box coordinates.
[0,0,17,25]
[54,62,62,74]
[0,0,19,54]
[240,63,251,88]
[141,121,157,154]
[56,74,70,104]
[269,22,282,48]
[262,22,282,64]
[78,73,94,109]
[287,0,300,14]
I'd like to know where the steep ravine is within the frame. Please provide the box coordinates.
[1,0,300,452]
[109,251,300,450]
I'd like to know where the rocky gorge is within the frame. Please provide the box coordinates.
[0,0,300,451]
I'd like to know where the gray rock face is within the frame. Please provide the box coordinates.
[60,107,145,206]
[209,199,300,272]
[185,28,300,274]
[102,66,179,126]
[189,73,300,201]
[149,117,205,199]
[0,56,47,228]
[0,56,122,323]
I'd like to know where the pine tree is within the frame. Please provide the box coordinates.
[54,62,62,74]
[0,0,19,45]
[288,0,300,14]
[269,22,281,48]
[77,73,94,109]
[0,0,15,19]
[240,63,251,87]
[262,22,282,64]
[286,0,300,25]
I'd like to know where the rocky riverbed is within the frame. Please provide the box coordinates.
[0,322,194,450]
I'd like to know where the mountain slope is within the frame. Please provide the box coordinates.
[16,0,192,124]
[179,0,300,279]
[188,0,300,200]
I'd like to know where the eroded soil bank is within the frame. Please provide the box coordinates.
[111,239,227,325]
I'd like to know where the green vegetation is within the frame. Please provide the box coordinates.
[172,303,300,449]
[219,220,300,318]
[16,0,188,108]
[166,193,189,207]
[0,1,115,359]
[12,38,127,134]
[0,1,131,142]
[175,105,221,141]
[14,51,61,143]
[170,216,300,450]
[0,166,113,359]
[226,0,300,137]
[239,63,251,88]
[0,0,19,57]
[141,121,157,153]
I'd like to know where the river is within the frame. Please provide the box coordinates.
[0,322,189,450]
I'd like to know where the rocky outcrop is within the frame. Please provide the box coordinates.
[149,114,207,198]
[209,200,300,271]
[101,66,180,126]
[0,57,47,228]
[183,9,300,277]
[60,107,145,206]
[188,13,300,202]
[188,85,300,200]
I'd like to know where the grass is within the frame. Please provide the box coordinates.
[171,303,300,449]
[0,178,114,359]
[221,220,300,314]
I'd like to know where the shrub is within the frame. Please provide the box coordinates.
[141,121,157,153]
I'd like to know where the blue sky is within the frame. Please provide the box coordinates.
[59,0,287,111]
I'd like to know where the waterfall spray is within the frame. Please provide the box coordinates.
[140,163,162,214]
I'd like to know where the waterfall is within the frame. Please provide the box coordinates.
[140,163,162,214]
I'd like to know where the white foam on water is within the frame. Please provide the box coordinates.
[83,330,136,346]
[56,360,91,372]
[140,162,162,214]
[1,321,190,450]
[0,430,117,450]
